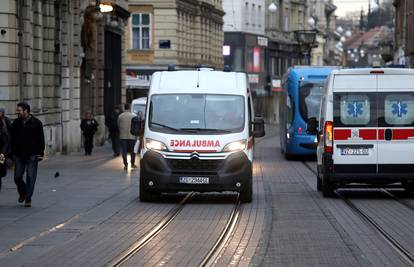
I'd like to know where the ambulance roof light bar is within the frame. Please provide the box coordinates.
[196,64,214,71]
[223,65,232,72]
[167,64,176,71]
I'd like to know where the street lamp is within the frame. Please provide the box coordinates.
[268,3,277,13]
[268,2,277,29]
[96,1,113,13]
[294,30,318,65]
[294,15,318,65]
[308,17,316,28]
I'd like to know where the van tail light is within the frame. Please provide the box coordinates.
[324,121,333,154]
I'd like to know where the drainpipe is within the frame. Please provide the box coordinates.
[17,0,24,102]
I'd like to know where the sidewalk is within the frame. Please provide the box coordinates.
[0,145,139,256]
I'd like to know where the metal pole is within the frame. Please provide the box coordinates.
[17,0,24,102]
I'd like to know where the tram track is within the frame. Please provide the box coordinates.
[302,161,414,266]
[105,192,195,267]
[199,195,241,267]
[336,191,414,265]
[380,188,414,212]
[105,192,242,267]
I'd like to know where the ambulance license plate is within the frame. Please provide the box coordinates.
[341,147,369,155]
[179,177,210,184]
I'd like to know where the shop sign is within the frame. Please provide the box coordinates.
[257,36,268,47]
[126,69,153,88]
[223,45,231,56]
[271,79,283,92]
[248,74,259,84]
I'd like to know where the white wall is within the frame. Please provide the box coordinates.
[223,0,265,35]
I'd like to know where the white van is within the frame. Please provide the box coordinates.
[138,69,265,202]
[131,97,147,115]
[311,68,414,197]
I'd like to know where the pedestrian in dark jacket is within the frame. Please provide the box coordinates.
[80,111,98,156]
[11,102,45,207]
[0,107,12,134]
[105,106,122,157]
[0,119,10,192]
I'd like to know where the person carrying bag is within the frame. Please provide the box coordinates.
[131,111,144,155]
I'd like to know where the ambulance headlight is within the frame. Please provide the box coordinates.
[145,139,168,151]
[223,140,247,152]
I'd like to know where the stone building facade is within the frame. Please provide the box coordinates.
[306,0,337,66]
[125,0,225,101]
[394,0,414,67]
[0,0,128,155]
[223,0,267,95]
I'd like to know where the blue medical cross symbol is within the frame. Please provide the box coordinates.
[347,102,364,118]
[392,101,408,118]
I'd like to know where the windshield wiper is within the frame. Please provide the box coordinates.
[180,128,233,133]
[151,122,180,132]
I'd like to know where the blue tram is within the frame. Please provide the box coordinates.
[279,66,337,158]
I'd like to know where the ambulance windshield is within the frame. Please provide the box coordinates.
[149,94,245,134]
[299,81,325,122]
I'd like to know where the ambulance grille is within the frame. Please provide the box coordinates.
[167,158,221,171]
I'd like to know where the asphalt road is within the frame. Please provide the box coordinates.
[0,126,413,266]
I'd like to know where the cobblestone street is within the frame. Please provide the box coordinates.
[0,126,413,266]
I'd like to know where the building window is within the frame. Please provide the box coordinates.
[131,13,151,50]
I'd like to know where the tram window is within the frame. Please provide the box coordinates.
[299,82,324,122]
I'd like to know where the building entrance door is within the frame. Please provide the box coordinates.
[104,30,122,118]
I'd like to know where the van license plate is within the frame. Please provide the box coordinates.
[179,177,210,184]
[341,148,369,155]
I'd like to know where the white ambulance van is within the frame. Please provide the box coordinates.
[310,68,414,197]
[131,97,147,115]
[138,69,265,202]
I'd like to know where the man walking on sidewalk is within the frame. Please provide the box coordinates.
[118,104,137,170]
[105,106,122,157]
[11,102,45,207]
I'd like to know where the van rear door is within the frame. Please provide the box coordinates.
[332,75,378,174]
[377,74,414,174]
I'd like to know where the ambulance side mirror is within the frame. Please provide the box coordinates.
[307,117,319,135]
[253,117,265,138]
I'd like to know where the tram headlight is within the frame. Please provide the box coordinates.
[145,138,168,151]
[223,140,247,152]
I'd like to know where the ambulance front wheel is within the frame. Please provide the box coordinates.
[240,174,253,203]
[402,181,414,193]
[139,184,154,202]
[139,171,154,202]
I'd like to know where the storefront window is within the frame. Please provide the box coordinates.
[233,47,243,71]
